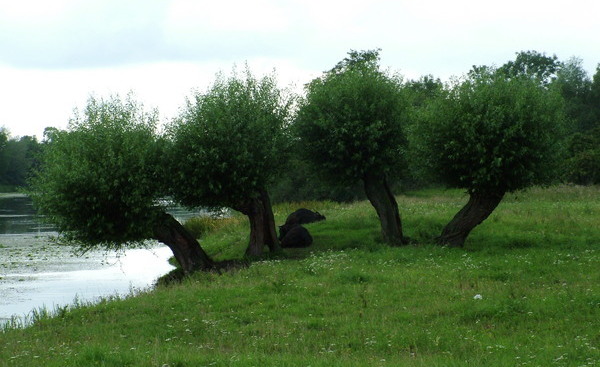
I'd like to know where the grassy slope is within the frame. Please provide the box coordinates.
[1,186,598,367]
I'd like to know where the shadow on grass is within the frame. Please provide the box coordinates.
[156,258,251,286]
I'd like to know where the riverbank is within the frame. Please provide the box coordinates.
[0,194,197,326]
[0,243,174,326]
[0,185,598,366]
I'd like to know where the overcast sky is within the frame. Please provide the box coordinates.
[1,0,599,138]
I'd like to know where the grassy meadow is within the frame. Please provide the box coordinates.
[0,185,598,366]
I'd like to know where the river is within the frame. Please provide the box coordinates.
[0,194,197,327]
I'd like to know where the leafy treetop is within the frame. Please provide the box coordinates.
[295,49,408,184]
[414,67,566,195]
[168,67,293,211]
[497,50,561,85]
[29,95,165,251]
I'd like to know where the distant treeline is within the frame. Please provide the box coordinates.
[0,131,41,189]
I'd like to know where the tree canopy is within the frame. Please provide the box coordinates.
[29,94,214,272]
[566,127,600,185]
[295,49,407,185]
[169,68,291,209]
[412,67,566,247]
[295,49,410,245]
[497,50,561,85]
[415,68,566,195]
[168,67,293,256]
[0,132,41,188]
[29,95,166,250]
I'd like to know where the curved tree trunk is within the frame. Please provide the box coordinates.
[436,191,505,248]
[235,189,280,257]
[153,212,214,274]
[363,174,407,246]
[259,190,280,253]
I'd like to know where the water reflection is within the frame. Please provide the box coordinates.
[0,194,203,326]
[0,194,55,235]
[0,247,174,324]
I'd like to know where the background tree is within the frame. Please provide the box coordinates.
[30,95,213,274]
[405,75,445,109]
[404,75,446,188]
[168,67,293,257]
[498,50,561,85]
[554,57,596,133]
[3,136,41,186]
[591,65,600,123]
[413,68,566,247]
[551,58,600,184]
[0,132,41,188]
[565,127,600,184]
[0,128,9,184]
[269,156,366,203]
[295,49,410,245]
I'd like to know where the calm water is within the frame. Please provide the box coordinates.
[0,194,199,326]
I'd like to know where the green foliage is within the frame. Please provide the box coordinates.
[0,133,41,187]
[183,215,242,239]
[413,68,567,195]
[565,128,600,184]
[269,156,366,203]
[169,67,293,210]
[591,64,600,117]
[405,75,445,108]
[28,95,165,251]
[554,57,597,133]
[295,49,408,185]
[497,50,561,85]
[329,48,381,74]
[556,57,591,99]
[493,52,600,185]
[549,58,600,183]
[0,128,8,177]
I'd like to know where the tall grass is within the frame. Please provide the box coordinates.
[0,185,598,366]
[184,215,244,240]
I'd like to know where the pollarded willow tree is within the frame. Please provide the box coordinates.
[29,95,214,274]
[295,50,410,245]
[413,68,566,247]
[168,67,293,257]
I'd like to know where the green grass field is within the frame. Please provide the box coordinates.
[1,185,598,366]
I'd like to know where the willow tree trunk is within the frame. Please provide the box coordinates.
[436,191,505,248]
[153,212,214,274]
[236,189,280,257]
[363,174,407,246]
